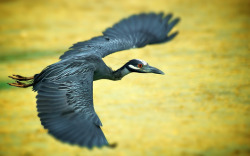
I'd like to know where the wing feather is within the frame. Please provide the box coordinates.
[59,12,180,59]
[34,59,108,148]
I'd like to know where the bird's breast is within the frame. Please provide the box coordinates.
[93,65,113,81]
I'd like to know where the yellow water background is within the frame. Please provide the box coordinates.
[0,0,249,155]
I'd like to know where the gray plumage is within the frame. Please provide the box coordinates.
[32,12,180,148]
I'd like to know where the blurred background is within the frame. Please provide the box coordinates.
[0,0,249,155]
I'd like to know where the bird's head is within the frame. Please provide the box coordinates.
[124,59,164,75]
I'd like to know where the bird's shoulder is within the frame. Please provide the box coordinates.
[33,54,102,91]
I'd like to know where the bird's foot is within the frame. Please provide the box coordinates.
[8,81,33,88]
[8,74,34,81]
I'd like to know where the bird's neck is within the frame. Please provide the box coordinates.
[112,66,131,80]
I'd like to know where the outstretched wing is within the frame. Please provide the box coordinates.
[35,60,108,148]
[60,12,180,59]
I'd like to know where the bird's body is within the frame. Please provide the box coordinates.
[8,12,180,148]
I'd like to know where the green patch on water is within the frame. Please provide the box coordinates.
[0,49,61,62]
[0,80,13,90]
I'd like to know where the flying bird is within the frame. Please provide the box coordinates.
[8,12,180,148]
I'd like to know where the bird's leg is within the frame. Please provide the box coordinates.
[8,81,33,88]
[8,74,34,88]
[8,74,34,81]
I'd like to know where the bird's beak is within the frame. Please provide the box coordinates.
[144,65,165,75]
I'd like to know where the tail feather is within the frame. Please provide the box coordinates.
[8,74,34,88]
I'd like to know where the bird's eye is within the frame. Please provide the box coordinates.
[137,64,143,68]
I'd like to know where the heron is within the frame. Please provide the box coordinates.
[8,12,180,148]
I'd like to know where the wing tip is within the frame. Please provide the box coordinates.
[45,126,110,149]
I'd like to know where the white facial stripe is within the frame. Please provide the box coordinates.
[135,59,147,65]
[128,64,140,70]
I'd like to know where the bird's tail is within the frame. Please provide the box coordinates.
[8,74,34,88]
